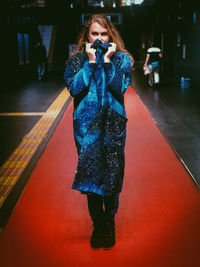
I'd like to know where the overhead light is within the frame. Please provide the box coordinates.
[121,0,132,6]
[121,0,144,6]
[134,0,144,4]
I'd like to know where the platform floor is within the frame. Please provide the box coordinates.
[0,84,200,267]
[133,68,200,186]
[0,63,199,230]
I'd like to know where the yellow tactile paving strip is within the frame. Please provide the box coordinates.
[0,113,45,116]
[0,88,70,208]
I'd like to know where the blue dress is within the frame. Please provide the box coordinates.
[64,47,132,196]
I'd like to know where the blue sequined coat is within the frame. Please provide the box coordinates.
[64,48,132,196]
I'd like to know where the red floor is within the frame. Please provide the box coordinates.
[0,87,200,267]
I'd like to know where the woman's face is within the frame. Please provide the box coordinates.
[88,22,110,43]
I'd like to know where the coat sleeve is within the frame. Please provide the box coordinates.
[63,53,96,97]
[103,53,132,97]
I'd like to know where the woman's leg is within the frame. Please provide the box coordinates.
[154,67,160,84]
[87,193,104,222]
[37,64,42,80]
[148,71,154,87]
[41,62,46,77]
[103,193,119,250]
[104,193,119,222]
[87,193,105,249]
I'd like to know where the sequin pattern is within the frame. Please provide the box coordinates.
[64,48,132,196]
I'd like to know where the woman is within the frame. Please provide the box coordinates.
[64,14,133,250]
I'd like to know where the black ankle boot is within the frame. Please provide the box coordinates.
[90,221,104,250]
[102,220,115,250]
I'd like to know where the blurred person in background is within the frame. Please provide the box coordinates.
[144,40,163,87]
[34,41,47,80]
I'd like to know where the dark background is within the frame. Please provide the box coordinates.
[2,0,200,86]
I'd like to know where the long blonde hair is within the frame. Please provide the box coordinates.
[74,14,134,68]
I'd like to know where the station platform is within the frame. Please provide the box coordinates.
[0,65,200,266]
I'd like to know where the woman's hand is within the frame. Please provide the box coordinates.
[104,43,116,63]
[86,43,96,63]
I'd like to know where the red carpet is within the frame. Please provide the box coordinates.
[0,87,200,267]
